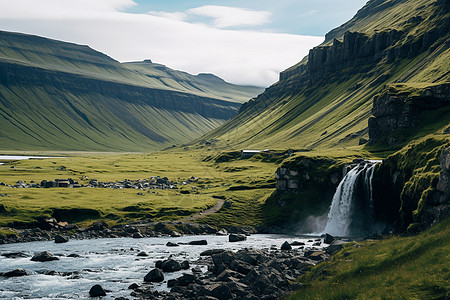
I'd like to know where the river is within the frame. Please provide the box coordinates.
[0,234,322,299]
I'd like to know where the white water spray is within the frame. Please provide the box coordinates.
[323,161,379,236]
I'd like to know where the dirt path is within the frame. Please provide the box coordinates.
[181,199,224,222]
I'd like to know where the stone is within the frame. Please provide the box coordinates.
[89,220,109,231]
[212,251,236,268]
[89,284,106,297]
[161,259,182,272]
[181,260,190,270]
[167,279,178,287]
[144,268,164,283]
[188,240,207,245]
[290,241,305,246]
[200,249,225,256]
[31,251,59,262]
[216,228,228,236]
[137,251,148,257]
[229,234,246,242]
[128,283,140,289]
[280,241,292,250]
[230,259,252,275]
[326,244,344,255]
[132,232,143,238]
[55,234,69,243]
[2,252,29,258]
[212,284,233,300]
[324,233,335,244]
[176,273,196,286]
[3,268,27,277]
[166,242,179,247]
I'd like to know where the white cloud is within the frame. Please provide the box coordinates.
[187,5,272,28]
[0,0,323,87]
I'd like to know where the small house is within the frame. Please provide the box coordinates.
[241,150,262,159]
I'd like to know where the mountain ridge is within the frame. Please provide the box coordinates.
[0,30,264,152]
[199,0,449,151]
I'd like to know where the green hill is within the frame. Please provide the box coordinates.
[0,30,263,152]
[200,0,449,151]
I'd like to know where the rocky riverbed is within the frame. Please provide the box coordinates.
[0,233,346,299]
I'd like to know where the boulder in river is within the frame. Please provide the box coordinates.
[181,260,190,270]
[166,241,179,247]
[3,268,27,277]
[144,268,164,282]
[200,249,225,256]
[324,233,335,244]
[188,239,207,245]
[161,259,182,272]
[1,252,29,258]
[229,233,246,242]
[89,284,106,297]
[31,251,59,262]
[280,241,292,250]
[55,234,69,243]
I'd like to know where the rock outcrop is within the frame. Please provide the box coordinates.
[368,83,450,145]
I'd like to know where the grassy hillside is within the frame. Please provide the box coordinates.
[289,217,450,300]
[0,31,263,152]
[199,0,449,151]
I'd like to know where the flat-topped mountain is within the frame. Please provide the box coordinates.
[0,30,263,151]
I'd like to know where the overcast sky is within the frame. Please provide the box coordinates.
[0,0,367,87]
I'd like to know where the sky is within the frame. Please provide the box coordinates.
[0,0,368,87]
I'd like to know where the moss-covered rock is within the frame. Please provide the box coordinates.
[373,138,450,232]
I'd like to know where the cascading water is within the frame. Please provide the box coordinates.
[323,160,379,237]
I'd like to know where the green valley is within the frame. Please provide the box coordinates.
[0,30,263,152]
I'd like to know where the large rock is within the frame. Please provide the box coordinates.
[229,233,246,242]
[200,249,225,256]
[324,233,335,244]
[280,241,292,250]
[2,252,29,258]
[144,268,164,282]
[161,259,182,272]
[188,239,208,245]
[55,234,69,243]
[166,242,179,247]
[3,268,27,277]
[212,284,233,300]
[31,251,59,262]
[89,284,106,297]
[176,273,196,286]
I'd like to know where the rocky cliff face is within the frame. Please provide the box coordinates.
[368,83,450,145]
[372,139,450,232]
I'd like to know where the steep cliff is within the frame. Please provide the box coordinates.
[368,83,450,146]
[201,0,449,151]
[0,31,263,151]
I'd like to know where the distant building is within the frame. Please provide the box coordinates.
[241,150,262,159]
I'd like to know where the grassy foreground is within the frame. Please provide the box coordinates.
[289,218,450,300]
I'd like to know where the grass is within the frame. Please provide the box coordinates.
[288,217,450,300]
[0,149,279,228]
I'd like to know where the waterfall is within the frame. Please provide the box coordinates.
[323,161,379,237]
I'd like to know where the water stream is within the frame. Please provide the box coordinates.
[0,234,322,299]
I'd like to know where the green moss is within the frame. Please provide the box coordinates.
[373,137,449,229]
